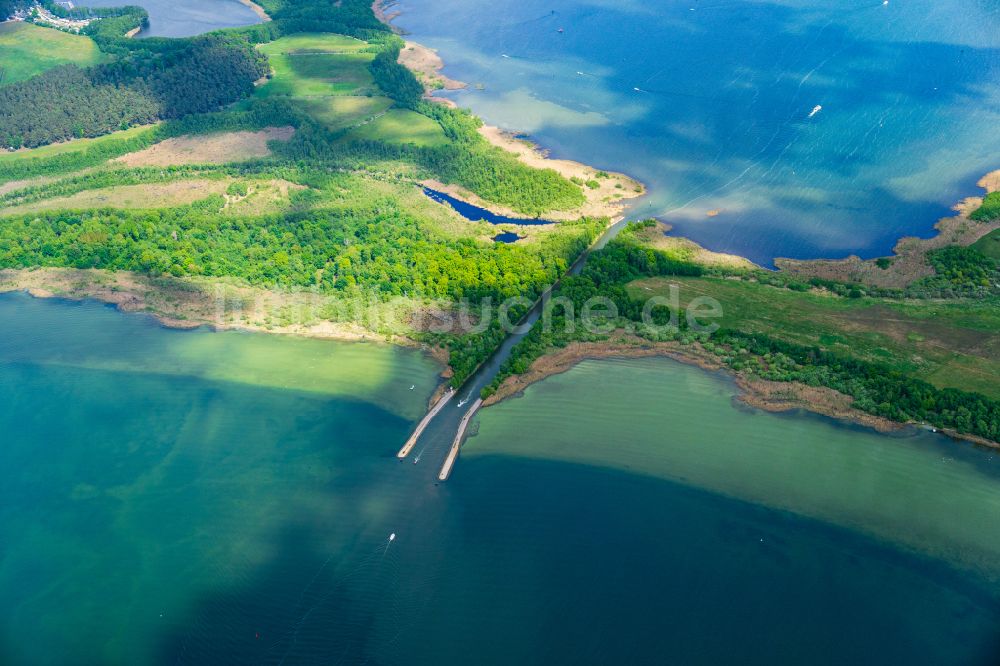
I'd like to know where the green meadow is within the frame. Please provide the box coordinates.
[300,96,393,130]
[0,124,154,165]
[345,108,449,147]
[0,22,106,87]
[627,276,1000,400]
[255,33,449,146]
[256,33,377,98]
[970,229,1000,261]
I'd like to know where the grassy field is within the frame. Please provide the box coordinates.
[628,276,1000,399]
[0,178,303,215]
[0,125,155,165]
[114,127,295,167]
[259,33,369,55]
[301,96,393,130]
[256,34,376,98]
[345,109,449,147]
[970,229,1000,261]
[0,22,106,87]
[256,32,453,147]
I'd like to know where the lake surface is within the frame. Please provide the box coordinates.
[424,186,555,225]
[3,295,1000,664]
[394,0,1000,265]
[92,0,261,38]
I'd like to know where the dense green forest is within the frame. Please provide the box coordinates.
[2,0,996,433]
[971,191,1000,222]
[0,101,298,182]
[0,34,268,148]
[0,0,597,387]
[925,245,999,289]
[0,0,583,214]
[0,176,600,383]
[484,222,1000,443]
[0,192,594,300]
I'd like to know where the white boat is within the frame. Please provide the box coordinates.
[808,105,822,118]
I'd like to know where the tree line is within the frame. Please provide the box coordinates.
[0,32,268,148]
[0,184,595,300]
[484,222,1000,443]
[0,99,301,183]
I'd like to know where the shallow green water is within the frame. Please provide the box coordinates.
[2,294,1000,664]
[469,358,1000,579]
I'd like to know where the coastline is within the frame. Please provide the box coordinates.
[6,2,993,443]
[374,0,646,223]
[0,267,452,364]
[236,0,271,22]
[375,0,999,446]
[479,170,1000,447]
[776,170,1000,288]
[399,41,466,91]
[483,335,999,449]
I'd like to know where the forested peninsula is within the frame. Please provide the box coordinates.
[0,0,997,446]
[0,0,638,388]
[484,178,1000,447]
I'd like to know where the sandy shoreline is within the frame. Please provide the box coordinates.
[0,266,452,366]
[7,1,994,445]
[777,170,1000,288]
[237,0,271,22]
[373,0,646,223]
[399,41,466,91]
[476,172,1000,446]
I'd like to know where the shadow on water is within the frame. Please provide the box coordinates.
[412,0,1000,263]
[154,526,381,664]
[151,457,1000,665]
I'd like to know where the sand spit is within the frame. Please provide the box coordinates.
[777,171,1000,289]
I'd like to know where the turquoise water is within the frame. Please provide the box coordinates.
[394,0,1000,265]
[3,295,1000,663]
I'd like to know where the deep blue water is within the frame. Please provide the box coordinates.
[493,231,523,243]
[397,0,1000,265]
[424,186,556,225]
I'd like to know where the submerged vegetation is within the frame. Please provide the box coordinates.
[0,0,597,386]
[486,221,1000,444]
[1,0,996,439]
